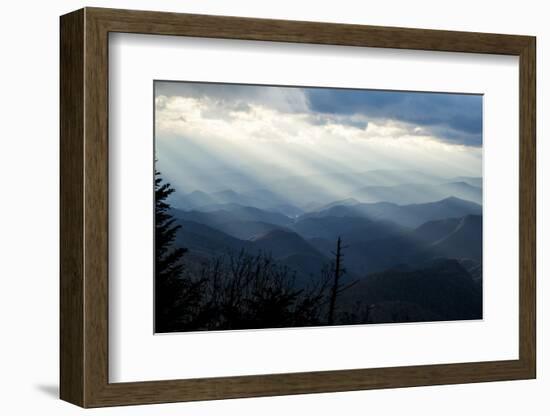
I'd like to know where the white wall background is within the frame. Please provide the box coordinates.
[0,0,545,414]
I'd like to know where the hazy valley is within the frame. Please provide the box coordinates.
[168,170,483,326]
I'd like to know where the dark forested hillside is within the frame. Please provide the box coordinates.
[340,259,482,323]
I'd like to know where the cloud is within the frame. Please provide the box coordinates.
[156,81,482,147]
[155,81,482,147]
[155,94,435,149]
[155,81,309,114]
[305,88,482,146]
[154,81,482,196]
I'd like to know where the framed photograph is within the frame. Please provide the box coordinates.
[60,7,536,408]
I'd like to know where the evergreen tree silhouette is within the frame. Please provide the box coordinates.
[154,170,203,332]
[153,171,356,331]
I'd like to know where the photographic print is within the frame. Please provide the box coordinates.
[154,81,483,333]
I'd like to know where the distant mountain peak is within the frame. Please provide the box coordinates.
[251,229,325,260]
[188,190,209,196]
[212,189,240,197]
[253,228,299,242]
[441,195,463,202]
[314,197,361,212]
[337,197,360,205]
[446,181,471,186]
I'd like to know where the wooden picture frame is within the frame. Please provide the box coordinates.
[60,7,536,408]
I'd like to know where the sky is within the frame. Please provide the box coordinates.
[154,81,482,194]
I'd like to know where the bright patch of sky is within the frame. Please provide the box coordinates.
[155,81,482,194]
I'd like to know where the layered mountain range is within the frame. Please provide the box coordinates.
[169,170,483,323]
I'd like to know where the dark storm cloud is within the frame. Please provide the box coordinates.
[305,88,482,147]
[156,81,482,147]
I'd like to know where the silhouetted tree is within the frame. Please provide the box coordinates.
[339,301,372,325]
[154,173,362,331]
[195,251,331,330]
[326,237,358,325]
[154,170,204,332]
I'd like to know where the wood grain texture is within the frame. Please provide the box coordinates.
[88,7,532,54]
[83,10,110,406]
[59,7,537,408]
[518,38,537,375]
[59,8,85,407]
